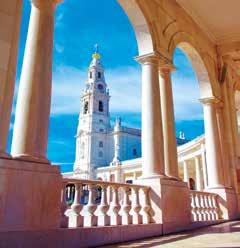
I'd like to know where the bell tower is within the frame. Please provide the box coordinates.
[74,45,110,179]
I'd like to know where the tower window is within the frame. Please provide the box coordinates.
[84,101,89,114]
[98,72,101,78]
[98,84,103,91]
[99,101,103,112]
[99,119,103,123]
[98,151,103,158]
[133,148,137,156]
[89,71,92,79]
[99,128,104,133]
[99,141,103,148]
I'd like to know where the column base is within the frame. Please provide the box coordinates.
[12,154,50,164]
[137,176,191,234]
[207,187,239,220]
[0,158,62,231]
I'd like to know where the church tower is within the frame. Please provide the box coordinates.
[74,45,110,179]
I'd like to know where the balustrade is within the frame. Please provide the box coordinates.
[61,179,151,228]
[190,191,221,222]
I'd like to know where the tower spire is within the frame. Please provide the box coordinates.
[92,44,101,60]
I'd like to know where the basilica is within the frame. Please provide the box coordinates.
[64,48,189,181]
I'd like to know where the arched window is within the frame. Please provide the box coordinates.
[98,151,103,158]
[84,101,89,114]
[98,72,101,79]
[89,71,92,79]
[99,141,103,147]
[99,101,103,112]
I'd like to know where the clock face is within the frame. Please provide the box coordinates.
[98,84,104,90]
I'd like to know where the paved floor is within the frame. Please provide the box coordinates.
[100,221,240,248]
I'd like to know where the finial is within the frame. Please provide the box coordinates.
[92,44,101,59]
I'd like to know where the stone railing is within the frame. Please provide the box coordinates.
[61,178,152,228]
[190,191,222,222]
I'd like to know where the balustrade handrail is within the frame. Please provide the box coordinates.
[62,177,150,190]
[190,190,219,198]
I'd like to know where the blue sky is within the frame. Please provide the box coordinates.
[8,0,204,172]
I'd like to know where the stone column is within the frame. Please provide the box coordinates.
[0,0,22,158]
[159,63,179,179]
[136,54,165,177]
[200,98,224,188]
[183,160,189,187]
[11,0,61,163]
[201,144,208,189]
[195,156,203,191]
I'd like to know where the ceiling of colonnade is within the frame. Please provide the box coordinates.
[176,0,240,73]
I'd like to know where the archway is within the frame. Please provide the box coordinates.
[9,0,154,175]
[171,41,215,190]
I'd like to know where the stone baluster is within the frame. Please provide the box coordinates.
[211,195,219,220]
[200,194,206,221]
[195,193,202,221]
[60,182,68,227]
[203,194,211,221]
[140,188,151,224]
[190,192,197,221]
[207,194,213,220]
[120,187,132,225]
[130,187,142,224]
[95,184,110,226]
[67,183,83,227]
[81,184,97,227]
[107,186,121,225]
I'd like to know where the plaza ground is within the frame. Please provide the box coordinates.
[100,221,240,248]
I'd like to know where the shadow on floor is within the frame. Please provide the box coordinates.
[98,221,240,248]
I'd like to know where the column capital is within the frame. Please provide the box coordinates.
[135,52,174,70]
[30,0,62,8]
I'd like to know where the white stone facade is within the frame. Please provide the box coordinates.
[73,49,141,179]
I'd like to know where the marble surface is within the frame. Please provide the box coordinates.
[100,221,240,248]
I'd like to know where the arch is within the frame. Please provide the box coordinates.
[117,0,154,55]
[168,32,219,99]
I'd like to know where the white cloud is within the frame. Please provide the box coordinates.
[172,75,203,120]
[13,64,202,121]
[51,65,142,114]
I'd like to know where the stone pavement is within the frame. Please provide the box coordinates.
[99,221,240,248]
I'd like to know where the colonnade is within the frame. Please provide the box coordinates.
[0,0,238,196]
[136,52,231,190]
[181,149,206,191]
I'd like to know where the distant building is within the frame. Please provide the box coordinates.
[65,47,188,180]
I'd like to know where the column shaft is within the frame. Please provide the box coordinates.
[11,0,58,162]
[0,0,22,157]
[183,161,189,187]
[137,55,165,177]
[201,98,224,188]
[195,156,203,191]
[159,66,178,178]
[201,144,208,189]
